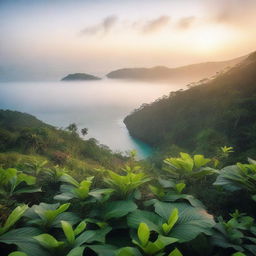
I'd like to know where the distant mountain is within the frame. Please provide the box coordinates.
[107,55,247,84]
[61,73,101,81]
[124,51,256,160]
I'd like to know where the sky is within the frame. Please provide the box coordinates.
[1,0,256,81]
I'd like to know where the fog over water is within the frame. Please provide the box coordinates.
[0,79,185,158]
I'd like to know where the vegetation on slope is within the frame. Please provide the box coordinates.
[0,110,126,176]
[0,148,255,256]
[124,52,256,161]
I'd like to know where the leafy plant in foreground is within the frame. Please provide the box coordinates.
[44,166,76,185]
[54,176,93,201]
[0,205,44,256]
[0,205,28,235]
[23,160,48,176]
[104,165,151,199]
[24,202,80,229]
[149,179,204,208]
[0,168,41,200]
[128,200,215,243]
[163,153,218,182]
[132,222,178,255]
[214,158,256,201]
[54,175,115,203]
[33,220,112,256]
[211,210,256,255]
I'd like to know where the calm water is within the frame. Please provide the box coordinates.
[0,79,185,158]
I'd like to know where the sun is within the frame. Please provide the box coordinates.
[193,25,234,53]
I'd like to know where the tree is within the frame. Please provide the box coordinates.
[66,123,78,134]
[81,128,88,136]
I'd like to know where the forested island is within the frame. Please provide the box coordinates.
[61,73,101,81]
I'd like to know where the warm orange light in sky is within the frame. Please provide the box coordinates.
[1,0,256,80]
[191,26,236,53]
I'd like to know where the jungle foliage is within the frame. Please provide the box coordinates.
[124,52,256,162]
[0,110,127,178]
[0,150,255,256]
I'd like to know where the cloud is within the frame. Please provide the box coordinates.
[81,15,118,35]
[206,0,256,25]
[176,16,195,30]
[141,16,170,34]
[102,16,118,32]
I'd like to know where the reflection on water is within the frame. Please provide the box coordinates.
[0,79,185,158]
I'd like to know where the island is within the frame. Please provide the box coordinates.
[61,73,101,81]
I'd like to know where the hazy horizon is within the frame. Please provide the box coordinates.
[1,0,256,81]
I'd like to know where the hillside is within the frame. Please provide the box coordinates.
[61,73,101,81]
[107,55,246,84]
[0,110,125,175]
[0,110,52,131]
[124,51,256,159]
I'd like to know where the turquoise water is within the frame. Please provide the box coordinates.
[0,79,184,158]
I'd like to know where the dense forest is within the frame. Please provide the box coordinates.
[124,52,256,162]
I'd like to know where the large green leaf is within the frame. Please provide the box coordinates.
[89,188,114,202]
[116,247,142,256]
[133,235,177,255]
[17,173,36,185]
[138,223,150,246]
[0,205,28,235]
[214,164,256,193]
[66,247,85,256]
[0,227,50,256]
[193,155,211,169]
[44,203,70,223]
[168,248,183,256]
[211,229,243,251]
[8,252,28,256]
[52,212,81,228]
[128,210,163,233]
[26,202,72,228]
[102,200,137,220]
[61,220,75,244]
[191,167,218,179]
[163,193,205,208]
[33,233,64,249]
[0,168,17,185]
[86,244,117,256]
[59,173,80,187]
[162,208,179,234]
[74,221,87,236]
[75,227,112,246]
[154,201,215,242]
